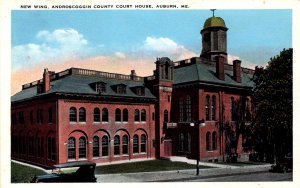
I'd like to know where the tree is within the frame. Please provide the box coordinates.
[252,48,292,162]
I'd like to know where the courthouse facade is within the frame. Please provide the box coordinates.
[11,14,254,167]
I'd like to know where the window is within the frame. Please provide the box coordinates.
[164,110,168,123]
[93,136,99,157]
[212,132,217,150]
[141,109,146,121]
[187,133,192,152]
[212,95,216,121]
[102,136,109,157]
[79,108,86,122]
[12,113,17,125]
[141,134,146,153]
[134,109,140,122]
[102,108,109,122]
[152,112,155,121]
[48,108,53,123]
[94,108,100,122]
[186,95,191,122]
[168,95,171,102]
[179,133,184,151]
[136,87,145,96]
[114,136,120,155]
[36,136,43,158]
[117,85,126,94]
[230,97,235,121]
[122,135,128,155]
[115,109,121,122]
[123,109,128,122]
[69,107,77,122]
[30,111,33,124]
[206,95,210,121]
[47,137,55,161]
[95,82,106,93]
[133,135,139,153]
[19,111,24,124]
[28,135,34,156]
[68,137,76,159]
[37,109,43,124]
[79,137,86,158]
[179,98,183,122]
[206,132,211,151]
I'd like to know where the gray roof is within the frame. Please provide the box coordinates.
[173,62,254,88]
[11,74,156,102]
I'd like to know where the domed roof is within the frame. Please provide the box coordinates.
[203,16,226,29]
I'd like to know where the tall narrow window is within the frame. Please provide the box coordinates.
[79,137,86,158]
[133,135,139,153]
[93,136,99,157]
[212,132,217,150]
[141,109,146,121]
[68,137,75,160]
[48,108,53,123]
[187,133,191,152]
[212,95,216,121]
[102,136,109,156]
[164,110,168,122]
[230,97,235,121]
[79,108,86,122]
[114,136,120,155]
[152,112,155,121]
[134,109,140,122]
[48,137,56,160]
[19,111,24,124]
[186,95,191,122]
[94,108,100,122]
[206,132,211,151]
[122,135,128,155]
[206,95,210,121]
[69,107,77,122]
[179,133,184,151]
[30,110,33,124]
[12,113,17,125]
[141,134,146,153]
[179,98,183,122]
[102,108,109,122]
[37,136,43,158]
[115,109,121,122]
[123,109,128,122]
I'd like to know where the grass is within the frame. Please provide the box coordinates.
[218,161,269,166]
[95,159,212,174]
[11,162,47,183]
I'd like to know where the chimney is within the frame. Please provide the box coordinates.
[215,56,225,80]
[233,60,241,83]
[130,70,137,80]
[43,68,50,92]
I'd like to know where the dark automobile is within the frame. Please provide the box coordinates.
[270,157,293,173]
[30,161,97,183]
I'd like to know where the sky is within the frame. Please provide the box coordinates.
[11,9,292,94]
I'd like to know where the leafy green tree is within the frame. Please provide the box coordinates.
[252,48,292,162]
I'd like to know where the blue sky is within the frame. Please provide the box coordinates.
[11,9,292,93]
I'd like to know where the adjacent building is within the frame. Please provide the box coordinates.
[11,14,254,167]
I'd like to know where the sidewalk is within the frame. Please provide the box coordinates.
[96,159,272,182]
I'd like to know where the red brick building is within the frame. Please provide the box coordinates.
[11,15,254,167]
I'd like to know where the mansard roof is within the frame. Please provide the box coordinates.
[11,68,156,103]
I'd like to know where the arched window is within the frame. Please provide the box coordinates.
[212,132,217,150]
[187,133,191,152]
[114,136,120,155]
[36,136,43,158]
[206,95,210,121]
[69,107,77,122]
[134,109,140,122]
[79,107,86,122]
[122,135,128,155]
[94,108,100,122]
[141,134,146,153]
[68,137,75,159]
[47,136,55,161]
[212,95,216,121]
[123,109,128,122]
[179,98,183,122]
[93,136,99,157]
[141,109,146,121]
[206,132,211,151]
[102,136,109,156]
[133,135,139,153]
[230,97,235,121]
[186,95,191,121]
[164,110,168,123]
[179,133,184,151]
[79,137,86,158]
[102,108,109,122]
[115,109,121,122]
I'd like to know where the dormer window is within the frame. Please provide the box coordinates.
[91,82,106,93]
[131,86,145,96]
[112,84,126,94]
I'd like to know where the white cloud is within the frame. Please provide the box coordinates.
[114,52,126,59]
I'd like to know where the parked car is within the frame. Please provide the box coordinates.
[270,157,293,173]
[30,161,97,183]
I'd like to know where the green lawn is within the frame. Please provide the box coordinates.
[95,159,211,174]
[11,162,47,183]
